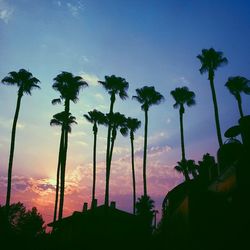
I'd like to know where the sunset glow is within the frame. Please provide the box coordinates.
[1,0,250,228]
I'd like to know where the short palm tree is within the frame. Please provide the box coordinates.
[174,160,190,181]
[52,71,88,219]
[120,117,141,214]
[225,76,250,118]
[197,48,228,147]
[170,86,196,161]
[186,159,198,179]
[133,86,164,197]
[83,109,106,208]
[98,75,129,206]
[136,195,155,234]
[50,111,77,224]
[1,69,40,209]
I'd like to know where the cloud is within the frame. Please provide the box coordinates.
[0,0,13,24]
[174,76,190,86]
[66,1,84,17]
[79,72,100,86]
[94,93,104,101]
[0,117,25,130]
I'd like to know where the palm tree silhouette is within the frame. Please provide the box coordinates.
[83,109,106,208]
[197,48,228,147]
[186,159,198,179]
[225,76,250,118]
[133,86,164,197]
[98,75,129,206]
[104,112,126,203]
[175,160,190,181]
[52,71,88,219]
[120,117,141,214]
[170,86,196,161]
[50,111,77,224]
[1,69,40,209]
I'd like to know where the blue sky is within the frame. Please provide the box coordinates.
[0,0,250,223]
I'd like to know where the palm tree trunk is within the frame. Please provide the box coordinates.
[91,125,97,208]
[209,76,223,147]
[179,107,186,161]
[237,95,244,118]
[105,129,116,206]
[53,126,64,224]
[105,95,115,206]
[130,132,136,214]
[58,99,70,220]
[143,109,148,197]
[6,92,22,210]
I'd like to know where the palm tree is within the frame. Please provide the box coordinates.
[105,112,126,204]
[170,86,196,161]
[98,75,129,206]
[136,195,155,235]
[50,111,77,224]
[175,160,190,181]
[197,48,228,147]
[225,76,250,118]
[186,159,198,179]
[133,86,164,197]
[120,117,141,214]
[52,71,88,219]
[83,110,106,208]
[1,69,40,209]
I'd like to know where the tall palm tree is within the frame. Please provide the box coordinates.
[120,117,141,214]
[98,75,129,206]
[197,48,228,147]
[50,111,77,224]
[174,160,190,181]
[133,86,164,197]
[170,86,196,161]
[52,71,88,219]
[83,110,106,208]
[1,69,40,209]
[104,112,126,204]
[225,76,250,118]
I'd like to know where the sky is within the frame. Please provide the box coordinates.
[0,0,250,227]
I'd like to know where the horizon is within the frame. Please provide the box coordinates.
[1,0,250,226]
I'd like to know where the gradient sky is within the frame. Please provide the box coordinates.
[1,0,250,226]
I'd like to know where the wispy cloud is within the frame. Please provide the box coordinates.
[94,93,104,101]
[174,76,190,86]
[0,0,13,24]
[79,72,100,86]
[0,117,25,130]
[67,1,84,17]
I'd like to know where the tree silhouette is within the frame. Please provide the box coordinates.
[1,202,45,238]
[225,76,250,118]
[104,112,126,202]
[120,117,141,214]
[186,159,198,179]
[83,109,106,208]
[170,86,195,162]
[1,69,40,210]
[175,160,190,181]
[198,153,218,182]
[133,86,164,197]
[197,48,228,147]
[136,195,155,235]
[52,71,88,219]
[98,75,129,206]
[50,111,77,224]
